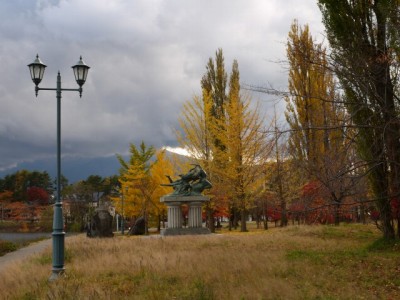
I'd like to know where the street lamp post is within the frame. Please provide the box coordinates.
[28,54,90,281]
[121,186,128,235]
[121,191,125,235]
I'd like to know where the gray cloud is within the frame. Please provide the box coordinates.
[0,0,324,173]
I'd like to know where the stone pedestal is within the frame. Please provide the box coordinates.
[160,195,210,236]
[167,202,183,228]
[188,202,203,228]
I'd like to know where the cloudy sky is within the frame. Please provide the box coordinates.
[0,0,324,178]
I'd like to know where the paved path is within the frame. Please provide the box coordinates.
[0,238,52,273]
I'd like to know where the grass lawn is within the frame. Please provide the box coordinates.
[1,223,399,299]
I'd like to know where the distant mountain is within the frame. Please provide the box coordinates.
[0,155,121,183]
[0,148,192,184]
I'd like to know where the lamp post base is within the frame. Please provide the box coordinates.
[48,268,65,282]
[160,195,210,236]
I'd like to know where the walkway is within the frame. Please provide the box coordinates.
[0,238,52,274]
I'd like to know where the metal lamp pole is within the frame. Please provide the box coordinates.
[121,191,125,235]
[28,55,90,281]
[121,186,128,235]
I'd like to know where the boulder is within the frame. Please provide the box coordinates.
[128,216,145,235]
[86,208,114,238]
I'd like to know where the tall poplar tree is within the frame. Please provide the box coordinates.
[201,49,228,184]
[201,48,227,122]
[285,21,340,171]
[285,20,358,226]
[318,0,400,238]
[197,49,229,231]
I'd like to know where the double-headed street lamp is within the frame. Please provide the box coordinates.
[28,55,90,281]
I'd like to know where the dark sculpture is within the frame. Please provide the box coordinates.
[128,216,146,235]
[86,208,114,238]
[162,164,212,196]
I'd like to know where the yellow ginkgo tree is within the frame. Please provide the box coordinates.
[112,142,174,233]
[177,50,272,232]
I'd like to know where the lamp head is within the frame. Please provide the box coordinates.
[72,56,90,87]
[28,54,46,86]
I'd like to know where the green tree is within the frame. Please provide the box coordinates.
[0,170,53,202]
[13,170,30,201]
[28,171,53,193]
[85,175,105,203]
[117,141,155,177]
[201,48,227,122]
[318,0,400,238]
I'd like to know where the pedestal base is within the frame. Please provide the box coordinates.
[160,195,210,236]
[161,227,211,236]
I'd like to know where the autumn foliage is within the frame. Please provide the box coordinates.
[27,187,49,205]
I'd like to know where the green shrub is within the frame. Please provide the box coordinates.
[368,237,400,252]
[0,220,19,232]
[0,240,17,256]
[68,222,83,233]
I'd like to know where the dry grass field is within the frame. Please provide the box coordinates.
[0,223,399,299]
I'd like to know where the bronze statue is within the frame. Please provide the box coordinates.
[162,164,212,196]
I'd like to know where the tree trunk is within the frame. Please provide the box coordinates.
[206,203,215,233]
[334,203,340,226]
[233,209,239,230]
[280,205,287,227]
[374,165,395,239]
[397,217,400,239]
[359,204,365,224]
[264,217,268,230]
[263,200,268,230]
[376,69,397,239]
[228,204,233,231]
[240,208,247,232]
[144,210,149,235]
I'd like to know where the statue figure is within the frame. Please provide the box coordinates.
[162,164,212,196]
